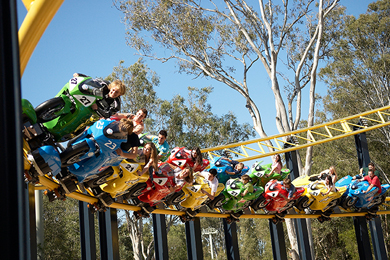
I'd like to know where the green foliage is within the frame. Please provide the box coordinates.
[39,196,83,260]
[153,86,256,149]
[106,59,161,120]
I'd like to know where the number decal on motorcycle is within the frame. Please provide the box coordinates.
[154,178,168,186]
[70,78,77,84]
[74,95,96,107]
[96,121,105,129]
[122,163,136,172]
[79,96,92,106]
[104,140,117,150]
[228,190,239,196]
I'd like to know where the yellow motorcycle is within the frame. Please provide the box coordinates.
[293,175,347,223]
[96,159,148,200]
[165,173,225,221]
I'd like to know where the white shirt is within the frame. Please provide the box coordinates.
[198,170,218,194]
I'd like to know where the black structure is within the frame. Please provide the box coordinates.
[185,218,204,260]
[284,144,313,260]
[152,214,169,260]
[0,0,28,259]
[353,123,387,260]
[223,219,240,260]
[269,220,287,260]
[79,201,97,260]
[98,209,120,260]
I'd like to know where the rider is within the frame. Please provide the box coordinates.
[198,168,219,200]
[240,175,253,197]
[360,162,380,177]
[318,175,337,196]
[151,130,170,162]
[222,157,245,176]
[265,154,282,178]
[353,169,382,195]
[73,73,126,118]
[318,166,338,183]
[279,178,296,202]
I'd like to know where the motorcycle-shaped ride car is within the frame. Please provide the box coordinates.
[30,119,129,209]
[336,175,390,217]
[247,161,290,187]
[293,175,347,223]
[166,147,209,172]
[94,159,147,201]
[251,179,305,224]
[220,178,264,223]
[34,76,117,142]
[164,172,225,222]
[208,157,249,185]
[132,163,182,219]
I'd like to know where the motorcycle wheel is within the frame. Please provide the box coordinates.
[251,196,269,211]
[207,193,225,210]
[85,168,114,188]
[60,141,90,167]
[327,198,340,209]
[127,182,147,198]
[35,97,65,123]
[296,196,312,211]
[165,190,185,206]
[341,196,356,209]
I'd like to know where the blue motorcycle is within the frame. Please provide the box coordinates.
[209,157,249,185]
[31,119,129,207]
[335,175,390,212]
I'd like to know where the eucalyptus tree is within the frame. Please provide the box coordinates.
[115,0,343,258]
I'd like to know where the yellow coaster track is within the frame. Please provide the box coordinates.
[202,105,390,162]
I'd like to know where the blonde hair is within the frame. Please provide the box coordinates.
[119,118,133,135]
[236,163,244,171]
[108,79,126,95]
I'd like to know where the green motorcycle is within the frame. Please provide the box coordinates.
[34,76,116,142]
[247,162,290,187]
[221,178,264,223]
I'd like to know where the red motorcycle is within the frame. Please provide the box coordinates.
[252,179,305,224]
[132,163,182,218]
[166,147,209,172]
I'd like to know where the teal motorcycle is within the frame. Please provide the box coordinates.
[34,76,117,142]
[220,178,265,223]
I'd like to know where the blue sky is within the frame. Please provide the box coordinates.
[17,0,370,164]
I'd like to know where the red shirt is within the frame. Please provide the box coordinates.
[363,175,381,193]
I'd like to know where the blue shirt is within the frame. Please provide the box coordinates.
[151,136,170,162]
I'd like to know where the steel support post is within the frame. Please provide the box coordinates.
[185,218,204,260]
[152,214,169,260]
[79,201,97,260]
[28,184,37,260]
[98,208,120,260]
[353,216,372,260]
[353,124,387,260]
[0,0,28,259]
[269,220,287,260]
[223,219,240,260]
[284,145,313,260]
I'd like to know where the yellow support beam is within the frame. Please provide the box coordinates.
[18,0,64,76]
[201,105,390,162]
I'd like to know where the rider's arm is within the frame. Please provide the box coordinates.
[201,189,215,200]
[364,184,375,193]
[116,147,138,160]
